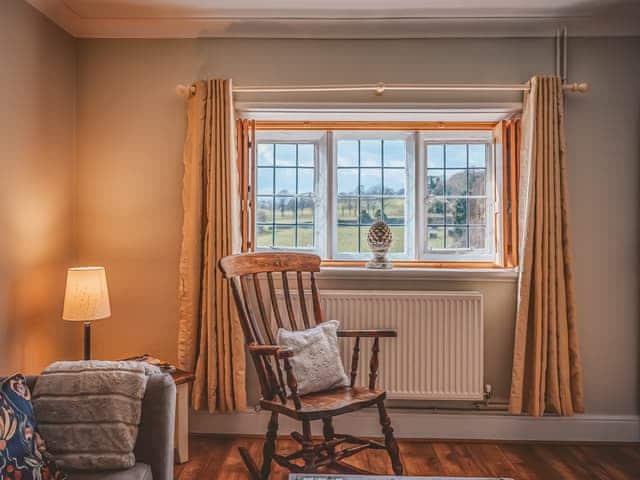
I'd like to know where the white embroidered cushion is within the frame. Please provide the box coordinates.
[276,320,349,396]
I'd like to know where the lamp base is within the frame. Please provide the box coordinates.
[84,322,91,360]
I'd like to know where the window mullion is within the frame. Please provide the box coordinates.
[415,132,425,260]
[326,131,335,260]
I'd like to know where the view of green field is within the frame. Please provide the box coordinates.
[254,140,488,255]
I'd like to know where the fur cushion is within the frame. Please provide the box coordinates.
[277,320,349,396]
[32,361,160,471]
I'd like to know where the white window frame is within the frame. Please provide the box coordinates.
[329,131,415,261]
[420,130,498,263]
[254,130,327,258]
[253,129,501,264]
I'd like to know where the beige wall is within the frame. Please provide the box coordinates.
[0,0,80,374]
[74,37,640,415]
[0,0,636,417]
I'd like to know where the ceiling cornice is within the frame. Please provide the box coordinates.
[25,0,640,39]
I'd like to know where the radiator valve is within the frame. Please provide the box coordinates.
[484,384,493,401]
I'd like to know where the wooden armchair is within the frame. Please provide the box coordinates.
[219,252,404,479]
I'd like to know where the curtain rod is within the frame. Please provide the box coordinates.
[175,81,589,97]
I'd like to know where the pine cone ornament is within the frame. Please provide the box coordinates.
[366,220,393,269]
[367,220,393,249]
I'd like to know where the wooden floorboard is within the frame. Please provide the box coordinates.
[181,435,640,479]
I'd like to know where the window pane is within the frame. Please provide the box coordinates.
[256,225,273,248]
[469,227,486,249]
[274,196,295,223]
[338,225,359,253]
[468,198,486,225]
[468,144,486,167]
[257,167,274,195]
[445,169,467,196]
[337,140,358,167]
[360,169,382,195]
[359,227,369,252]
[390,226,405,253]
[337,168,358,195]
[446,227,468,249]
[427,144,444,168]
[446,198,467,225]
[298,144,314,166]
[428,226,445,249]
[297,226,314,248]
[446,144,467,168]
[337,197,358,224]
[383,169,405,196]
[256,141,316,252]
[298,168,314,194]
[275,144,296,166]
[274,225,295,247]
[359,198,382,224]
[361,140,382,166]
[468,169,486,196]
[258,144,274,166]
[336,137,410,257]
[424,140,494,258]
[256,197,273,224]
[297,197,314,224]
[427,198,445,225]
[383,198,404,225]
[384,140,406,167]
[275,168,296,195]
[427,169,444,196]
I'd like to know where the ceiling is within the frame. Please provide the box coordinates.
[25,0,640,38]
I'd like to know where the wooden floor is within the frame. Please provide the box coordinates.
[176,435,640,479]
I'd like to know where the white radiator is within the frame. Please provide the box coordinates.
[322,290,484,401]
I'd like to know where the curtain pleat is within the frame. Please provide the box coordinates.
[177,79,247,413]
[509,76,584,416]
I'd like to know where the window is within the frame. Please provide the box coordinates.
[423,132,495,262]
[255,142,317,250]
[250,124,510,266]
[334,133,413,259]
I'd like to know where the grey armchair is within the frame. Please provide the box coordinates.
[14,374,176,480]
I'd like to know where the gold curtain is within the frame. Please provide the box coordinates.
[509,76,584,416]
[177,79,247,413]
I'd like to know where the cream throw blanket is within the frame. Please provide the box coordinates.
[32,360,161,471]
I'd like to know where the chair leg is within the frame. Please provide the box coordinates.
[261,412,278,480]
[322,417,336,460]
[322,418,335,441]
[376,400,404,475]
[301,419,316,472]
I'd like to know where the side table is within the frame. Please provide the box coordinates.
[171,369,195,464]
[121,355,195,464]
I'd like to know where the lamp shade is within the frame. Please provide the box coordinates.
[62,267,111,322]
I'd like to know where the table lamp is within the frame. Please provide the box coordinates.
[62,266,111,360]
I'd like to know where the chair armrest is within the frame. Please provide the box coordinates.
[337,329,397,338]
[248,344,295,359]
[135,373,176,480]
[248,344,301,409]
[337,330,396,389]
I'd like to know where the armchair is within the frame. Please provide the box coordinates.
[8,374,175,480]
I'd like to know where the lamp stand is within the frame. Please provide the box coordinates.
[84,321,91,360]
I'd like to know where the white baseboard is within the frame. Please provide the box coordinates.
[190,408,640,443]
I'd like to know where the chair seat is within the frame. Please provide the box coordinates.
[260,386,386,420]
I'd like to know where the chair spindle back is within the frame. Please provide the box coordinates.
[219,252,324,402]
